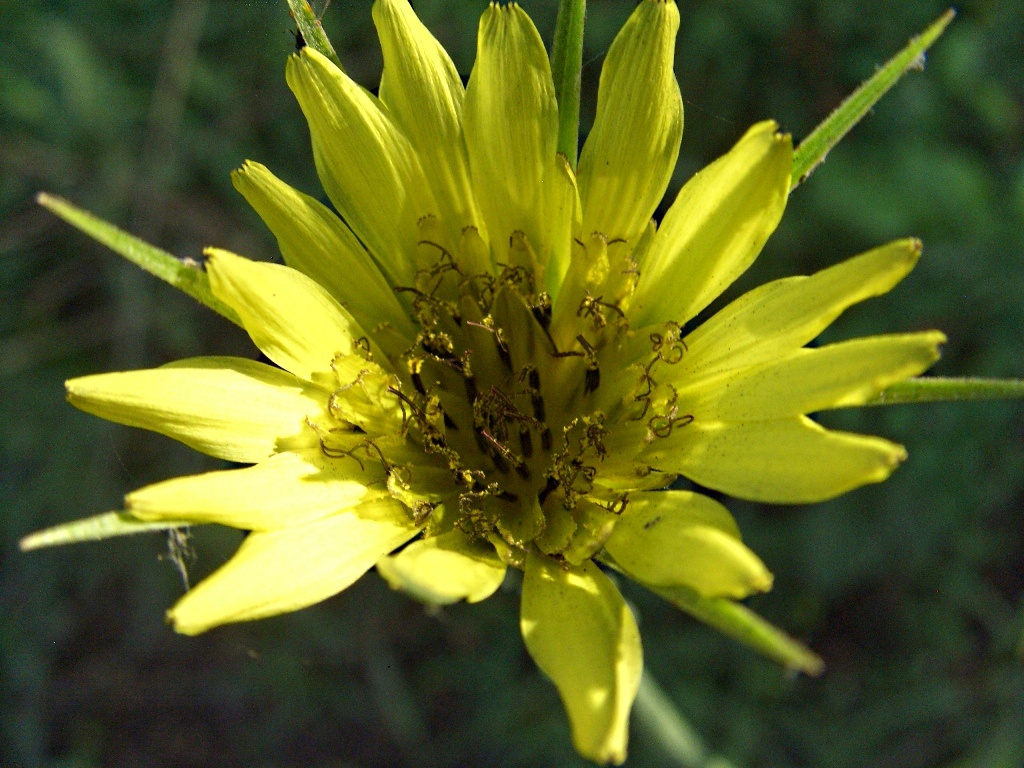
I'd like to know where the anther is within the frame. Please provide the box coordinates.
[495,337,513,371]
[443,411,457,430]
[531,392,546,422]
[538,476,559,506]
[464,374,479,404]
[541,427,553,451]
[519,428,533,459]
[496,490,519,503]
[531,302,552,331]
[584,366,601,395]
[412,371,426,395]
[491,451,510,474]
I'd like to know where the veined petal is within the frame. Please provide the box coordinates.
[685,331,945,420]
[631,121,792,328]
[464,4,559,265]
[545,153,582,296]
[206,248,357,382]
[66,357,322,463]
[643,416,907,504]
[521,553,641,766]
[286,47,434,281]
[376,529,506,605]
[230,161,415,341]
[577,0,681,247]
[169,498,419,635]
[604,491,772,599]
[127,449,382,531]
[678,239,923,379]
[374,0,481,239]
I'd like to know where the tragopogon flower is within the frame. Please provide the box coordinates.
[34,0,945,763]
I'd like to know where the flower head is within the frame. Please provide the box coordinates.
[43,0,943,763]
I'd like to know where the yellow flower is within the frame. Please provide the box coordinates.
[43,0,944,763]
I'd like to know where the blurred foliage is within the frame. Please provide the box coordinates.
[2,0,1023,766]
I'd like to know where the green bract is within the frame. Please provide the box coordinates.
[27,1,951,763]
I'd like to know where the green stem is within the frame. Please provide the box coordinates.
[286,0,344,71]
[633,672,737,768]
[791,9,955,190]
[550,0,586,170]
[37,193,242,327]
[866,377,1024,406]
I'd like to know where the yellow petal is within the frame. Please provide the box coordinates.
[577,0,681,247]
[127,449,383,531]
[206,248,358,382]
[545,153,582,296]
[464,4,559,265]
[66,357,323,463]
[286,47,433,280]
[169,498,418,635]
[373,0,481,239]
[643,416,907,504]
[631,121,792,328]
[230,161,415,341]
[686,331,945,420]
[521,553,642,765]
[679,238,923,379]
[604,491,772,599]
[376,529,506,605]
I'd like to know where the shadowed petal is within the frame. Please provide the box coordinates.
[521,553,641,765]
[377,529,506,605]
[605,491,772,599]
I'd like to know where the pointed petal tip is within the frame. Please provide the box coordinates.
[166,607,205,636]
[19,532,45,552]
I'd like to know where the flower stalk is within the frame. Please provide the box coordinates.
[551,0,586,169]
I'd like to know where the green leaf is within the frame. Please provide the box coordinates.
[651,583,825,676]
[865,376,1024,405]
[37,193,242,327]
[791,9,955,190]
[286,0,344,71]
[20,511,196,551]
[550,0,586,170]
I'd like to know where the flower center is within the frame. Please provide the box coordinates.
[319,218,692,566]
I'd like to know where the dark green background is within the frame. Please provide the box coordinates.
[2,0,1022,766]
